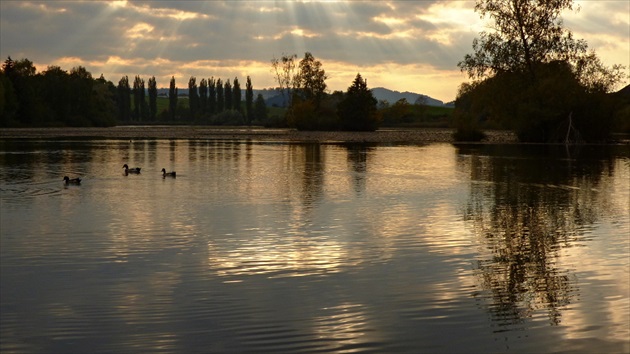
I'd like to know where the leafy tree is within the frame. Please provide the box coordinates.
[41,65,70,123]
[296,52,327,106]
[0,70,18,126]
[271,53,297,107]
[232,77,241,113]
[456,0,626,142]
[216,78,224,113]
[91,74,117,127]
[12,58,37,77]
[0,57,116,127]
[285,52,330,130]
[381,98,412,126]
[338,73,379,131]
[148,76,157,121]
[245,76,254,124]
[169,76,178,120]
[5,58,40,126]
[68,66,93,125]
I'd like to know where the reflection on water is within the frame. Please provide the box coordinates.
[457,144,630,346]
[1,139,628,353]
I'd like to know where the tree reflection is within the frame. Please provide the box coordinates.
[457,144,621,328]
[343,143,374,195]
[288,143,324,209]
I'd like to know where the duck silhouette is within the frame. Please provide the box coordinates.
[123,164,141,174]
[161,168,176,178]
[63,176,81,185]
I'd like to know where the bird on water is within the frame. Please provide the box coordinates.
[63,176,81,185]
[123,164,141,174]
[161,168,176,178]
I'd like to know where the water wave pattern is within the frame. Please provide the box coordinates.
[1,140,629,353]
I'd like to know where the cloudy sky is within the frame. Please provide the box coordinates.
[1,1,628,102]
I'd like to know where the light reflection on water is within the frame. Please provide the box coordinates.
[0,139,628,353]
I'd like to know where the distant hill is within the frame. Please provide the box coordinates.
[370,87,445,107]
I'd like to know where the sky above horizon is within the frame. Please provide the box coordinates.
[1,1,628,102]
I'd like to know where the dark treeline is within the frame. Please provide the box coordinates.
[0,56,267,128]
[0,54,386,131]
[1,57,118,127]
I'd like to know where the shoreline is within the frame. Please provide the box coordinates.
[0,126,519,143]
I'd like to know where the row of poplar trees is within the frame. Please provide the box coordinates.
[118,75,265,125]
[0,56,267,127]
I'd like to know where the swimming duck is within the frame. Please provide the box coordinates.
[161,168,176,178]
[63,176,81,185]
[123,164,141,174]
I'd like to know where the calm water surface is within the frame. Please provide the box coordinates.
[1,139,628,353]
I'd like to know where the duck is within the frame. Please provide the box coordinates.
[161,168,176,178]
[123,164,141,174]
[63,176,81,185]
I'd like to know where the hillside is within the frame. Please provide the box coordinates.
[370,87,445,106]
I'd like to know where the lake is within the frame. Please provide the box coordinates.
[1,138,628,353]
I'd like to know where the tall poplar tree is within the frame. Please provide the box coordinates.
[132,75,144,121]
[117,76,131,122]
[245,76,254,124]
[208,77,216,115]
[216,78,224,113]
[232,77,241,113]
[224,79,232,110]
[188,76,199,120]
[254,93,267,122]
[148,76,157,121]
[169,76,178,120]
[199,78,208,116]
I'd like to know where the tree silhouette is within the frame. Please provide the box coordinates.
[254,93,267,122]
[188,76,199,120]
[169,76,178,120]
[338,73,379,131]
[117,76,131,122]
[232,77,241,113]
[208,77,217,115]
[132,75,144,121]
[245,76,254,124]
[199,78,208,116]
[216,78,224,113]
[148,76,157,121]
[224,79,232,111]
[456,0,626,142]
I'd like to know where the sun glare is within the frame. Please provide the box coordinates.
[374,15,406,27]
[108,1,127,9]
[417,2,482,33]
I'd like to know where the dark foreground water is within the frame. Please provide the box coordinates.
[1,139,628,353]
